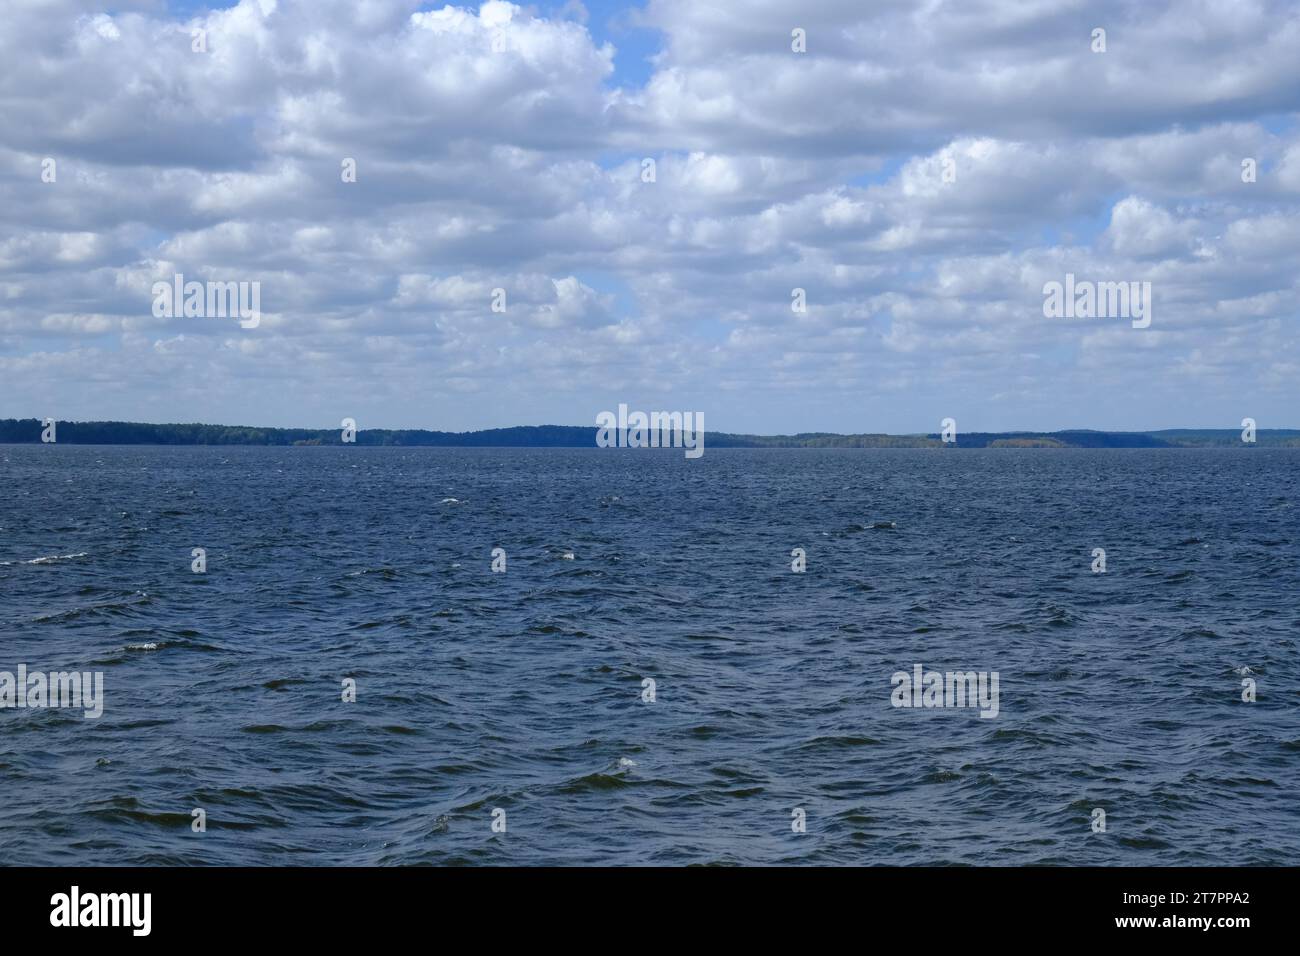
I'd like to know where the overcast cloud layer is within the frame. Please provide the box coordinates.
[2,0,1298,433]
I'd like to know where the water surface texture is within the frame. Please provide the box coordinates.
[2,446,1297,865]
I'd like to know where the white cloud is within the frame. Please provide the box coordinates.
[0,0,1298,432]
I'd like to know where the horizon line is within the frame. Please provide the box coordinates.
[3,417,1298,438]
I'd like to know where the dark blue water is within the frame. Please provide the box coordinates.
[2,445,1297,865]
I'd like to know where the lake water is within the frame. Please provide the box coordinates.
[1,445,1297,864]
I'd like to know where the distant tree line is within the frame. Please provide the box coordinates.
[1,419,1297,448]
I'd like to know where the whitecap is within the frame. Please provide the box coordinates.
[22,552,89,565]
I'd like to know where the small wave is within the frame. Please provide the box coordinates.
[559,771,633,793]
[987,727,1059,746]
[4,552,89,566]
[799,735,882,751]
[921,769,962,784]
[33,592,151,623]
[1118,834,1173,849]
[87,804,202,828]
[1044,604,1078,627]
[263,678,308,690]
[347,567,398,579]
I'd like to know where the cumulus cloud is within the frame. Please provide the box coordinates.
[0,0,1298,432]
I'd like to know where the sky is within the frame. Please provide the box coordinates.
[1,0,1298,434]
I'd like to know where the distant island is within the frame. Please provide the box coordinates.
[3,418,1298,448]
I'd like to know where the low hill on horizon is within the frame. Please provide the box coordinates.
[3,419,1299,448]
